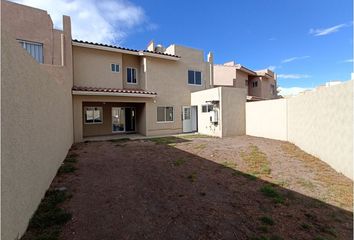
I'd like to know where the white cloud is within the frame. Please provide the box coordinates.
[10,0,155,44]
[267,65,277,71]
[343,59,354,63]
[277,74,311,79]
[281,56,310,63]
[309,23,347,36]
[278,87,312,96]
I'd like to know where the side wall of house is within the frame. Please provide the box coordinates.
[221,87,246,137]
[1,29,73,240]
[213,65,235,86]
[245,81,353,179]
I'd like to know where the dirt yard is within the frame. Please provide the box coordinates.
[54,135,352,240]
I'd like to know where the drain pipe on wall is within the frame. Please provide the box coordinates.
[207,51,214,88]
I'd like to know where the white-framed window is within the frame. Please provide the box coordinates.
[252,80,258,88]
[84,106,103,124]
[201,104,213,113]
[18,39,43,63]
[157,106,174,122]
[188,70,202,85]
[111,64,120,72]
[127,67,137,84]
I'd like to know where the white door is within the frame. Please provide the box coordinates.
[182,106,192,133]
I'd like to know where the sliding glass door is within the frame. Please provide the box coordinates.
[112,107,136,133]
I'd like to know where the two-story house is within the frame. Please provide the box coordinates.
[3,0,247,144]
[71,40,214,141]
[214,61,278,100]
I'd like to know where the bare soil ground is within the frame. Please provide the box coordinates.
[55,135,352,240]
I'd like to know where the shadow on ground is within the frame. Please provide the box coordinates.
[60,137,353,240]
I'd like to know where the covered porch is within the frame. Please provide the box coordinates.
[72,86,156,142]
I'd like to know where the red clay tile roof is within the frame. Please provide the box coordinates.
[72,86,157,95]
[73,39,180,58]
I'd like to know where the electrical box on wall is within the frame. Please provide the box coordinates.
[210,110,218,123]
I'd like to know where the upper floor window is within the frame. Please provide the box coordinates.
[252,80,258,88]
[245,80,249,86]
[188,70,202,85]
[18,40,43,63]
[111,64,120,72]
[127,67,137,84]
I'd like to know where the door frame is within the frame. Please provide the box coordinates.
[182,105,197,133]
[111,107,136,133]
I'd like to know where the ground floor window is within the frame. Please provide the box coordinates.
[84,106,103,124]
[157,106,174,122]
[201,104,213,113]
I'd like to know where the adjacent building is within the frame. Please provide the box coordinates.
[214,61,278,100]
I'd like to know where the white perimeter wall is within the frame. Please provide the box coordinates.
[246,80,353,179]
[246,98,287,141]
[1,32,73,239]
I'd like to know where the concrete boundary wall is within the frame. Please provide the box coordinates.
[246,99,287,141]
[1,32,73,239]
[246,81,353,179]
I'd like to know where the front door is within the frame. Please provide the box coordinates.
[183,106,197,133]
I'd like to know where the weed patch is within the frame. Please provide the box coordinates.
[58,164,76,174]
[180,134,211,139]
[187,172,197,182]
[260,185,284,204]
[232,171,257,180]
[23,190,72,240]
[241,145,271,177]
[259,216,274,226]
[148,137,186,145]
[221,161,237,170]
[173,158,186,166]
[194,143,206,150]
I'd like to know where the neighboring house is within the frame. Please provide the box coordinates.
[214,61,278,100]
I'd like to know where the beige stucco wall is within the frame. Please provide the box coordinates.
[191,87,246,137]
[287,81,353,179]
[246,99,288,141]
[221,87,247,137]
[1,30,73,240]
[245,81,353,179]
[235,70,249,89]
[214,65,235,86]
[73,46,124,89]
[2,0,65,65]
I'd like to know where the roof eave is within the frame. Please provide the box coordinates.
[72,41,140,56]
[72,90,157,98]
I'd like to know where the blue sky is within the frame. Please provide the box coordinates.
[13,0,353,94]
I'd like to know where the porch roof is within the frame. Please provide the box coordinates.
[72,86,157,98]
